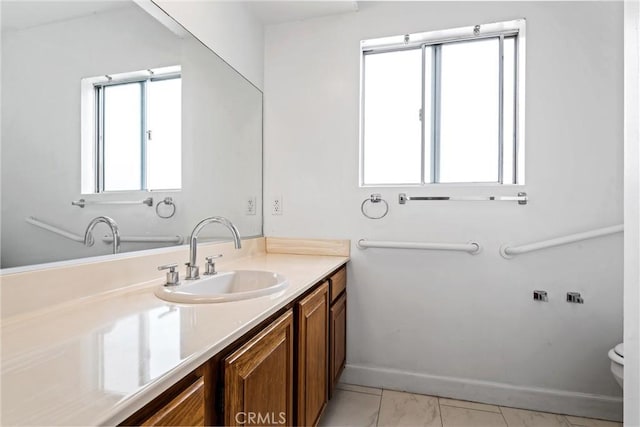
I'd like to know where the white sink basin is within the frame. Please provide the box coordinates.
[154,270,289,303]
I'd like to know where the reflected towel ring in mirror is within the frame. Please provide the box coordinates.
[361,194,389,219]
[156,197,176,219]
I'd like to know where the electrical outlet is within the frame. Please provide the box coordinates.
[246,196,256,215]
[272,196,283,215]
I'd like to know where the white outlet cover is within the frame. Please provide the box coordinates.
[246,196,256,215]
[272,196,283,215]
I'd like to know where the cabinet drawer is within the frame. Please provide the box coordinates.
[329,266,346,303]
[141,377,205,426]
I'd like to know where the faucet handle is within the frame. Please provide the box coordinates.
[204,254,222,275]
[158,263,180,286]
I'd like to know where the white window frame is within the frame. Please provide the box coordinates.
[359,19,526,187]
[80,65,181,194]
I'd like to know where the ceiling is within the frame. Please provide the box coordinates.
[245,1,359,26]
[1,1,130,32]
[1,1,360,32]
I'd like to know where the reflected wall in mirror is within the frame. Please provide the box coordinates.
[1,0,263,269]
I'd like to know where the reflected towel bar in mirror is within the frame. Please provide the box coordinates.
[71,197,153,208]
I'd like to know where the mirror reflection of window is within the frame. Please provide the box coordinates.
[89,66,182,193]
[146,78,182,190]
[102,82,143,192]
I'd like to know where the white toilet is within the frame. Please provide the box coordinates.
[607,343,624,388]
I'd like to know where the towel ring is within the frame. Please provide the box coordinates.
[361,194,389,220]
[156,197,176,219]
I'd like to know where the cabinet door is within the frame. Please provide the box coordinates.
[297,281,329,427]
[224,310,294,426]
[330,292,347,393]
[330,266,346,303]
[140,377,205,426]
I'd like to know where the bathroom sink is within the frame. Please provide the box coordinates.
[154,270,289,303]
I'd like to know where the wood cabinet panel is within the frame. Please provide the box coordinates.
[297,281,329,427]
[329,267,346,303]
[120,262,348,427]
[139,377,205,426]
[330,292,347,393]
[224,310,294,426]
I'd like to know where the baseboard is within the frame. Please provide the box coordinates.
[341,364,623,422]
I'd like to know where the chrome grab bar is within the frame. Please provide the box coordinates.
[500,224,623,258]
[399,192,528,205]
[357,239,481,254]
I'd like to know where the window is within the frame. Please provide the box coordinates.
[360,20,525,186]
[81,66,181,193]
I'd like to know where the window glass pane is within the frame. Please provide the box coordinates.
[439,38,499,183]
[423,47,433,183]
[146,78,182,190]
[502,37,516,184]
[363,49,423,185]
[103,83,142,191]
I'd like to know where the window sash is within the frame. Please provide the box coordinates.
[94,74,180,193]
[360,20,525,186]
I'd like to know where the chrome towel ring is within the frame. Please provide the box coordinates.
[361,194,389,220]
[156,197,176,219]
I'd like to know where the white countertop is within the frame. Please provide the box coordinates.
[1,252,348,426]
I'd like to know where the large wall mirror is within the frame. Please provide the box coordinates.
[1,0,263,270]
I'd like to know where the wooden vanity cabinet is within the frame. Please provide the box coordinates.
[140,377,205,426]
[296,282,329,426]
[120,264,347,427]
[121,364,213,426]
[329,266,347,396]
[224,309,295,426]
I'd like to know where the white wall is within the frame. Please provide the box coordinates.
[264,1,624,420]
[152,0,264,90]
[624,1,640,425]
[1,3,262,268]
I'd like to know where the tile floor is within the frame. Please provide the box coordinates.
[318,384,622,427]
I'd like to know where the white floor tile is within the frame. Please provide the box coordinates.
[500,407,571,427]
[377,390,441,427]
[318,389,380,427]
[336,382,383,396]
[440,405,508,427]
[439,397,501,413]
[565,415,622,427]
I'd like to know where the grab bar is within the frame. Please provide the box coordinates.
[102,235,184,244]
[26,216,85,243]
[500,224,623,258]
[357,239,481,254]
[27,217,184,245]
[71,197,153,208]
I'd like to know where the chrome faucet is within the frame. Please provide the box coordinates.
[84,216,120,254]
[186,216,241,280]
